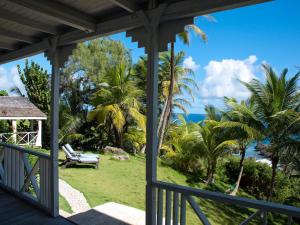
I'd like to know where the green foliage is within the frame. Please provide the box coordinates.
[64,38,132,84]
[17,60,51,147]
[61,38,134,150]
[163,115,205,175]
[18,60,50,114]
[224,156,300,206]
[87,62,145,149]
[0,90,8,96]
[241,65,300,199]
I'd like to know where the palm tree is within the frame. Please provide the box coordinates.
[87,62,145,148]
[242,64,300,200]
[219,98,262,195]
[271,110,300,176]
[198,120,237,184]
[162,115,202,172]
[157,19,209,153]
[157,51,199,151]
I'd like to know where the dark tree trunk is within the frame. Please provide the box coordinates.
[113,126,123,148]
[206,161,216,184]
[267,156,279,201]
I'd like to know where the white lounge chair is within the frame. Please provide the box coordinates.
[65,144,99,159]
[62,146,99,169]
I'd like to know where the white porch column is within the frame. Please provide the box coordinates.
[46,38,75,217]
[145,14,160,225]
[50,46,60,217]
[12,120,17,144]
[36,120,42,147]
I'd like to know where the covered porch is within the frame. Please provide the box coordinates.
[0,0,299,224]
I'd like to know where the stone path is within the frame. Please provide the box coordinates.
[59,179,91,214]
[59,179,146,225]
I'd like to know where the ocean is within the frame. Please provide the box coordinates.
[173,113,264,159]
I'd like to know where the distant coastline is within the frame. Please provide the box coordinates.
[173,113,206,123]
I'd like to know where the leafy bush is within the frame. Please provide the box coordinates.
[224,156,300,206]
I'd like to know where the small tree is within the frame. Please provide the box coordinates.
[17,60,51,147]
[219,98,262,195]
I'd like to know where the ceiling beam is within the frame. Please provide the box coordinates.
[0,9,57,35]
[108,0,139,13]
[60,0,272,45]
[0,41,17,51]
[0,28,37,44]
[8,0,97,32]
[0,0,271,64]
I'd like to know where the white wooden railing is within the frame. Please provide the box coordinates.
[0,142,52,213]
[0,132,38,147]
[153,181,300,225]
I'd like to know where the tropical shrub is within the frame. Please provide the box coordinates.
[225,156,300,205]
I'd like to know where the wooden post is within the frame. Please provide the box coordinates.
[145,20,159,225]
[50,49,60,217]
[12,120,17,144]
[36,120,42,147]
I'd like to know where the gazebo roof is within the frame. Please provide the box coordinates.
[0,0,270,65]
[0,96,47,120]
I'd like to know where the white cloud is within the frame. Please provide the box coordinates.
[0,66,25,95]
[183,56,200,71]
[200,55,258,100]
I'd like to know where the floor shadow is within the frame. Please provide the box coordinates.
[68,209,131,225]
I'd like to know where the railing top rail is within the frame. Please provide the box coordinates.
[0,142,50,159]
[0,132,38,135]
[153,181,300,218]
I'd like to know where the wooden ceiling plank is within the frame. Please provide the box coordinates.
[0,9,57,35]
[108,0,139,13]
[0,0,272,64]
[8,0,97,32]
[0,28,36,44]
[0,41,17,51]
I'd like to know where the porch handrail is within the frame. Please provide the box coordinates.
[0,142,52,214]
[153,180,300,225]
[0,131,38,135]
[0,142,49,159]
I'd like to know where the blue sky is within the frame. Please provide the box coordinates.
[0,0,299,113]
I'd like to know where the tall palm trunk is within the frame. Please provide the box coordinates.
[157,100,168,151]
[206,160,216,184]
[113,126,123,148]
[157,42,175,152]
[231,147,246,196]
[268,155,279,201]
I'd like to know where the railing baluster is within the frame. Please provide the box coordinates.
[239,210,261,225]
[288,216,293,225]
[173,192,179,225]
[157,188,163,225]
[187,196,211,225]
[0,149,4,181]
[262,212,268,225]
[21,155,40,199]
[166,190,172,225]
[180,194,186,225]
[0,143,51,213]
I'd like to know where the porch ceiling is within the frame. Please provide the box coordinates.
[0,0,271,65]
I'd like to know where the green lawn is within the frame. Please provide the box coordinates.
[59,195,73,214]
[58,153,285,225]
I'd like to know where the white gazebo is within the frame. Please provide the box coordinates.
[0,96,47,147]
